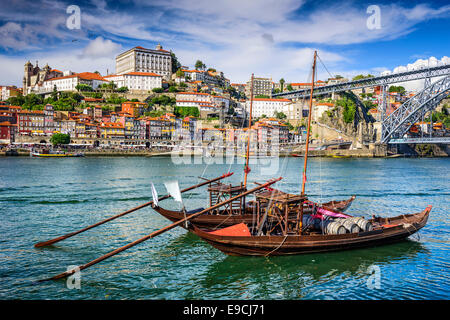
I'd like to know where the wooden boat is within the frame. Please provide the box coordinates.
[31,150,84,157]
[191,206,431,256]
[153,193,356,229]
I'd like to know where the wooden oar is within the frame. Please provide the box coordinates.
[38,177,282,282]
[34,172,234,248]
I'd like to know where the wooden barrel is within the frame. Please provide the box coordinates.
[323,221,347,235]
[348,217,373,232]
[336,218,361,233]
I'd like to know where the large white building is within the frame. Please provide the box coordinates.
[43,72,109,92]
[115,44,172,80]
[246,98,291,118]
[104,72,162,91]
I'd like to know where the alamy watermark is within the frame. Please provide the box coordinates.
[66,5,81,30]
[366,264,381,289]
[367,5,381,30]
[66,265,81,289]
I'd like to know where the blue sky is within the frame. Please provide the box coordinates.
[0,0,449,87]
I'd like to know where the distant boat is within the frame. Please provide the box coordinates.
[332,154,351,158]
[30,149,84,157]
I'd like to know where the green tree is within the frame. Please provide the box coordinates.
[50,133,70,146]
[6,94,25,106]
[274,111,287,119]
[286,84,293,91]
[176,68,185,78]
[171,52,181,73]
[117,86,128,93]
[337,97,356,123]
[352,74,374,81]
[152,87,163,93]
[195,60,206,70]
[168,86,178,92]
[389,86,406,94]
[174,106,199,118]
[75,84,93,92]
[279,78,285,92]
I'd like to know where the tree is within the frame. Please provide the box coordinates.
[174,106,199,118]
[274,111,287,120]
[171,52,181,73]
[179,82,188,88]
[255,95,270,99]
[286,84,293,91]
[168,86,178,92]
[389,85,405,94]
[75,84,93,92]
[50,133,70,146]
[195,60,206,70]
[152,87,163,93]
[176,68,185,78]
[279,78,285,92]
[352,74,374,81]
[22,93,44,110]
[116,87,128,93]
[6,94,25,106]
[337,97,356,123]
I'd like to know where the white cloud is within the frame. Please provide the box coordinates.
[381,56,450,91]
[81,36,122,59]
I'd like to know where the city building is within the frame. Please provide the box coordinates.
[1,86,21,101]
[245,77,272,97]
[23,61,64,94]
[42,72,109,92]
[18,110,45,135]
[121,101,147,117]
[313,102,335,121]
[245,98,291,118]
[115,45,172,80]
[104,72,162,91]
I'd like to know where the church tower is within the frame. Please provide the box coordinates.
[23,61,33,94]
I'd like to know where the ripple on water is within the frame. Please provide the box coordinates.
[0,157,449,299]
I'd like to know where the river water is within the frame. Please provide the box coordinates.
[0,156,448,299]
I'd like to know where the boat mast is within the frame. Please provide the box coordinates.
[301,51,317,196]
[243,73,254,188]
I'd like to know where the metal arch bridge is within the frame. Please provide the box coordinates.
[381,75,450,143]
[272,64,450,99]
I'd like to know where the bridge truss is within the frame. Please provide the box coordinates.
[273,64,450,99]
[381,76,450,143]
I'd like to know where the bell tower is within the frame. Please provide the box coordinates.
[23,61,33,94]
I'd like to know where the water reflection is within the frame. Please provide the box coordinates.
[201,240,429,287]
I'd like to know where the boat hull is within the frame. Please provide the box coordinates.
[153,196,356,229]
[191,206,431,256]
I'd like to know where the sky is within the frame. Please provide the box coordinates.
[0,0,449,89]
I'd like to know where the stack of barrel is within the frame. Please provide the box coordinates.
[305,216,373,235]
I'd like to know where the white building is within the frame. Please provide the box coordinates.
[176,92,231,112]
[313,102,335,121]
[115,44,172,80]
[0,86,20,101]
[42,72,109,92]
[246,98,291,118]
[104,72,162,91]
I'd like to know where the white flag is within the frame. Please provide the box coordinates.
[164,180,183,203]
[150,183,159,207]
